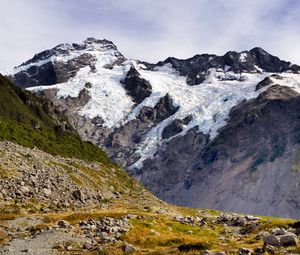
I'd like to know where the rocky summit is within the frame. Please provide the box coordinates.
[5,37,300,220]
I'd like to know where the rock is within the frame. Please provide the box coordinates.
[271,227,286,235]
[279,234,298,246]
[287,228,296,234]
[19,186,30,194]
[72,189,84,202]
[199,251,213,255]
[252,247,264,255]
[82,243,94,250]
[65,245,72,251]
[255,76,273,91]
[122,66,152,104]
[52,244,64,250]
[57,220,70,228]
[43,188,52,196]
[239,247,251,254]
[149,229,160,236]
[264,244,278,254]
[127,214,138,219]
[263,235,281,247]
[123,244,137,254]
[186,230,193,234]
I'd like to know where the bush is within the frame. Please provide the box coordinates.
[178,242,211,252]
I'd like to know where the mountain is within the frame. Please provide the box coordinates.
[2,40,300,254]
[6,37,300,218]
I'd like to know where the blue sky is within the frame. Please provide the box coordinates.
[1,0,300,70]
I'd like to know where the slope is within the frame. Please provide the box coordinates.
[0,74,111,163]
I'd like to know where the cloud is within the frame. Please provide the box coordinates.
[1,0,300,70]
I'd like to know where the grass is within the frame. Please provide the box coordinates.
[123,216,222,251]
[0,229,10,245]
[0,165,15,179]
[0,202,298,255]
[0,74,113,164]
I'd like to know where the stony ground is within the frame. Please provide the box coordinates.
[0,142,300,254]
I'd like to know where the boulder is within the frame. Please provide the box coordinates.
[279,234,298,247]
[72,189,84,202]
[272,228,286,236]
[263,235,281,247]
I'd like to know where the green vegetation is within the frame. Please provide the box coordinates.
[178,242,211,252]
[0,74,112,164]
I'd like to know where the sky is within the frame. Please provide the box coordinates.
[1,0,300,70]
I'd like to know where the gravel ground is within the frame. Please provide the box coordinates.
[0,229,87,255]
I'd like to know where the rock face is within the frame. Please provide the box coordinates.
[154,47,300,85]
[6,37,300,218]
[8,38,125,88]
[138,85,300,218]
[121,66,152,104]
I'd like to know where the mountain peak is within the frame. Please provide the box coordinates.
[20,37,119,68]
[7,37,126,88]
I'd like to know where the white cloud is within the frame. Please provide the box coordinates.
[1,0,300,70]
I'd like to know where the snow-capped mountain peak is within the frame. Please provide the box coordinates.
[5,38,300,171]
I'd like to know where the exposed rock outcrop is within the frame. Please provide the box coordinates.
[121,66,152,104]
[133,85,300,218]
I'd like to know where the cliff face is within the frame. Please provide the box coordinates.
[140,85,300,218]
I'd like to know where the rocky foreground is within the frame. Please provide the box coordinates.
[0,142,299,254]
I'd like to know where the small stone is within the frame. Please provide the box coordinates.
[57,220,70,228]
[264,244,278,254]
[52,244,64,250]
[65,245,72,251]
[127,214,138,219]
[253,247,264,254]
[19,186,30,194]
[124,244,137,254]
[239,247,251,254]
[72,189,84,202]
[43,188,52,196]
[199,251,213,255]
[149,229,156,234]
[186,230,193,234]
[82,243,94,250]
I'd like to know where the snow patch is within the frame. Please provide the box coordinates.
[239,52,248,62]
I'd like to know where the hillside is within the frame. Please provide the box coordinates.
[0,142,299,255]
[0,74,111,163]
